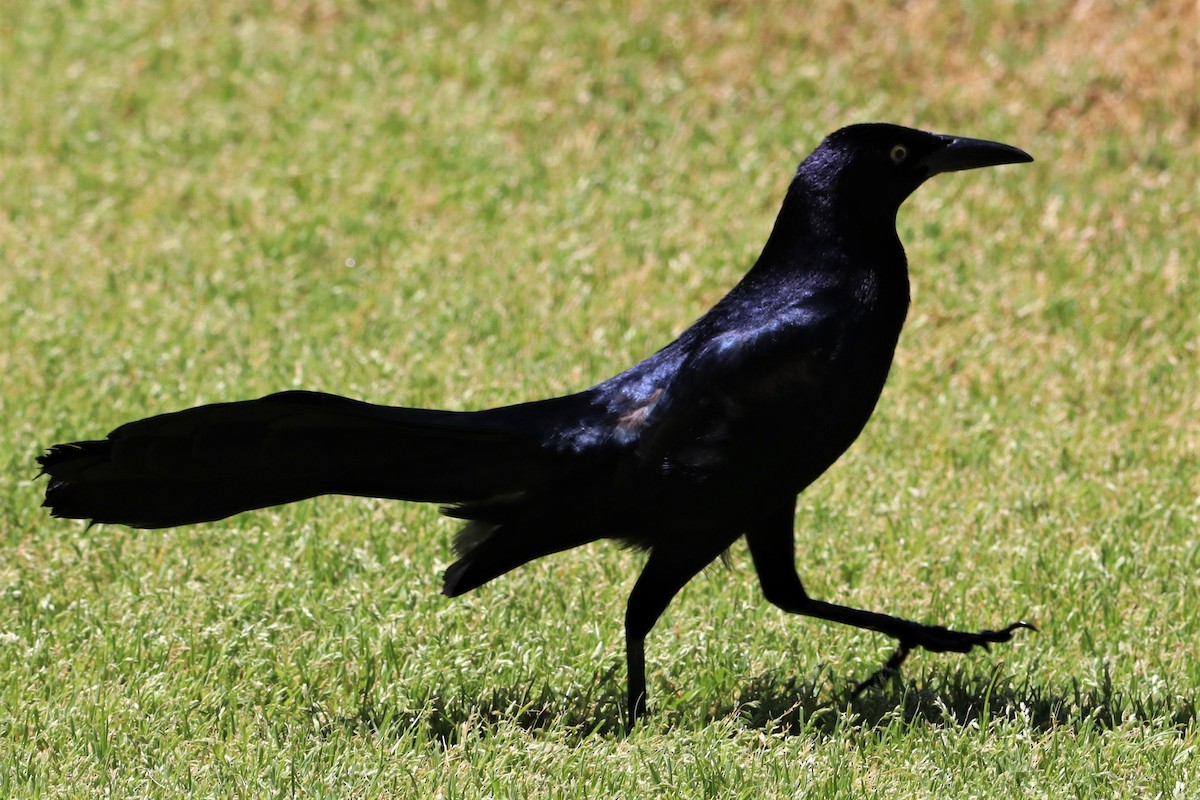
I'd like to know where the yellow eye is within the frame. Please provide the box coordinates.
[889,144,908,164]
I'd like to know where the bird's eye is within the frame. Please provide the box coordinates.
[889,144,908,164]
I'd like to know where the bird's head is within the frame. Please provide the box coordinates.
[795,123,1033,220]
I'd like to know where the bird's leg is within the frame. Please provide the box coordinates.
[623,543,726,728]
[798,596,1037,657]
[746,502,1035,693]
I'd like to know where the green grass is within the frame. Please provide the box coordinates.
[2,0,1197,796]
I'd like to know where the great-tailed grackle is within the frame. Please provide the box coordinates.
[39,123,1035,724]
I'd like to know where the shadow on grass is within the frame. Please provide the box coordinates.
[326,660,1197,745]
[722,662,1199,737]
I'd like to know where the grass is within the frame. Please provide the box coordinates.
[1,0,1197,796]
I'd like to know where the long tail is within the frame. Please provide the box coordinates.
[38,390,555,530]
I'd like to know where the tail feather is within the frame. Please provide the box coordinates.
[441,519,599,597]
[39,390,554,529]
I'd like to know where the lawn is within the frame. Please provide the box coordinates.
[1,1,1197,797]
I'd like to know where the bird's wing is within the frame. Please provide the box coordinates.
[624,284,857,476]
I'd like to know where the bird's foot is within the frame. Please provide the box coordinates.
[851,620,1036,698]
[906,619,1037,654]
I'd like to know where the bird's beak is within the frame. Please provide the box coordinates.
[919,135,1034,176]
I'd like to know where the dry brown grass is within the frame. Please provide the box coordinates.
[650,0,1198,152]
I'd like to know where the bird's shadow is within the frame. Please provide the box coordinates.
[718,663,1198,737]
[327,660,1198,745]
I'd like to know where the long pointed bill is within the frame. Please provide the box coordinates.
[919,135,1034,176]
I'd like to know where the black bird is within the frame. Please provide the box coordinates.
[39,123,1035,724]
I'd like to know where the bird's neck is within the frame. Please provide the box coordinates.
[756,178,907,281]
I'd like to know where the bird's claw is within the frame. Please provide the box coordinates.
[994,620,1039,637]
[851,619,1036,699]
[850,641,912,698]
